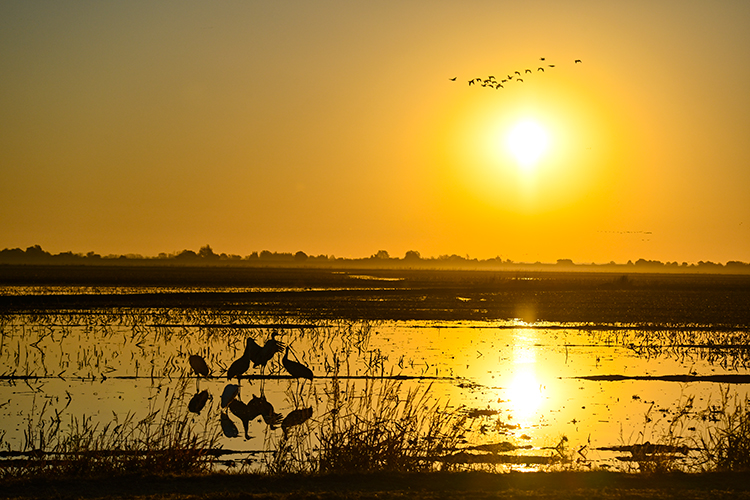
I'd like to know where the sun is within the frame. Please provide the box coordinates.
[506,120,550,169]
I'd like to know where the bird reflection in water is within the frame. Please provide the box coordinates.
[228,397,258,440]
[220,384,240,409]
[281,407,313,436]
[188,354,212,414]
[220,411,239,438]
[188,390,210,414]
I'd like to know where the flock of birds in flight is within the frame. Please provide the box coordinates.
[451,57,582,90]
[186,331,314,440]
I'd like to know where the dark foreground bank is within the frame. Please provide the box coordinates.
[3,471,750,500]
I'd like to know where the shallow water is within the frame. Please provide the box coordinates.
[1,300,749,472]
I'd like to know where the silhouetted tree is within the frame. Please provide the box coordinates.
[25,245,50,260]
[175,249,199,260]
[294,251,308,262]
[404,250,421,260]
[372,250,390,260]
[198,245,219,259]
[0,248,25,261]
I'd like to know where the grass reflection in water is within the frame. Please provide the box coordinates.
[2,305,750,476]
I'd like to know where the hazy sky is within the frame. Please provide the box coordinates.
[2,1,749,263]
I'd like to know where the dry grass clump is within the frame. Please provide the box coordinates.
[0,379,220,480]
[695,390,750,472]
[316,375,466,473]
[623,389,750,474]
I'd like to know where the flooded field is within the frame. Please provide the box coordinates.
[1,267,750,474]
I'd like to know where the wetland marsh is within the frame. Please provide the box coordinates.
[1,266,750,478]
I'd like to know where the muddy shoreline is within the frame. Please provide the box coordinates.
[3,471,750,500]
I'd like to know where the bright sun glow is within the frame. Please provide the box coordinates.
[506,120,550,168]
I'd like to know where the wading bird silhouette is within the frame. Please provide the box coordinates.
[189,354,210,391]
[283,346,314,381]
[227,338,262,382]
[189,354,210,377]
[253,331,285,376]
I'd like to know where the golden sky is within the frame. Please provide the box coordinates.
[1,1,749,263]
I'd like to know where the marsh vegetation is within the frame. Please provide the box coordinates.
[1,268,750,482]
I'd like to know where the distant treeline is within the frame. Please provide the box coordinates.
[1,245,749,274]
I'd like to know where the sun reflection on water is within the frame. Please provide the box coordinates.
[506,367,544,426]
[503,328,546,427]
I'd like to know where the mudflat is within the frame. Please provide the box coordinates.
[2,265,750,325]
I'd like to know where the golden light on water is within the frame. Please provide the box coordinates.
[505,329,545,426]
[506,367,544,425]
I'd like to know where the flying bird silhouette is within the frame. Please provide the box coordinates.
[538,67,544,72]
[449,77,457,81]
[575,59,582,63]
[525,69,531,73]
[516,78,523,82]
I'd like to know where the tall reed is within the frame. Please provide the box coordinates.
[694,388,750,472]
[316,372,466,473]
[1,378,220,479]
